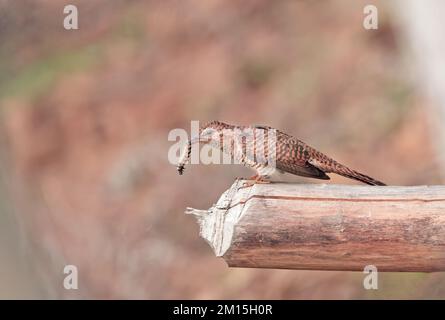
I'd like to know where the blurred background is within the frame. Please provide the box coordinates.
[0,0,444,299]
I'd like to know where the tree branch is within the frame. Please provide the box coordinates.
[186,180,445,272]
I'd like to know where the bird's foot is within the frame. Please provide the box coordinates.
[238,181,254,189]
[238,176,271,190]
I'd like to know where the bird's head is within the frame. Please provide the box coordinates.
[198,121,234,143]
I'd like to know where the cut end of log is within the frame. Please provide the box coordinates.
[185,179,252,256]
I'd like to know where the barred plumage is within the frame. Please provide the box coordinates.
[177,121,385,186]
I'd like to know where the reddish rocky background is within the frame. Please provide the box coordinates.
[0,0,444,298]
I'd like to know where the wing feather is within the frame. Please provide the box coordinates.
[275,132,330,180]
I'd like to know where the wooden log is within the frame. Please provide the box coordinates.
[186,180,445,272]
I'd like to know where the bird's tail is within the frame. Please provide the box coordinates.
[309,155,386,186]
[332,163,386,186]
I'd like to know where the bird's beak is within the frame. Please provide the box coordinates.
[191,135,210,144]
[190,136,201,144]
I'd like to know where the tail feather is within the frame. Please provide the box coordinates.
[309,158,386,186]
[337,169,386,186]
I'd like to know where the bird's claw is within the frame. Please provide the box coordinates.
[237,177,271,190]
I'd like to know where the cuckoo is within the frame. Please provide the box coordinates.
[177,121,385,186]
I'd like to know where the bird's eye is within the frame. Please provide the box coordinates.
[201,128,210,136]
[201,128,216,137]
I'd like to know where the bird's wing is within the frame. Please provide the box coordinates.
[276,159,330,180]
[275,132,330,180]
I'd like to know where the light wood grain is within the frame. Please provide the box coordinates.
[186,181,445,272]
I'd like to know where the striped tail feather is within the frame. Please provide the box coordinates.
[335,167,386,186]
[309,158,386,186]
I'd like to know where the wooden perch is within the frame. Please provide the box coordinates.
[186,180,445,272]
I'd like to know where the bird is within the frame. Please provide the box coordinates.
[177,121,385,186]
